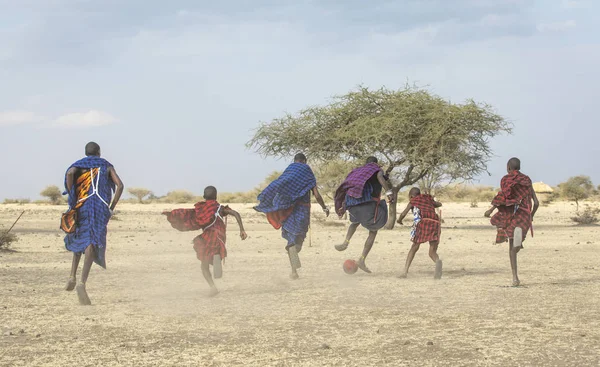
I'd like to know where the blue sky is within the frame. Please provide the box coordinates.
[1,0,598,200]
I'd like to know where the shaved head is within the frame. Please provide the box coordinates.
[294,153,307,163]
[85,142,100,157]
[366,156,378,164]
[507,157,521,171]
[204,186,217,200]
[409,187,421,198]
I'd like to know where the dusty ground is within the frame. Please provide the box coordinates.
[1,201,599,366]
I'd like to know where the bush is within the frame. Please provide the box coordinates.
[571,206,600,225]
[128,187,152,203]
[560,176,595,211]
[0,232,18,250]
[40,185,63,205]
[162,190,196,204]
[470,199,478,208]
[3,198,30,205]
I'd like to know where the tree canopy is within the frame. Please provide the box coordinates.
[248,85,511,228]
[560,175,595,211]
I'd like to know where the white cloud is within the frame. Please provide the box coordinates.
[537,20,576,32]
[54,110,117,128]
[0,110,41,126]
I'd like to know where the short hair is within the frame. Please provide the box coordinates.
[204,186,217,200]
[294,153,307,163]
[507,157,521,171]
[85,142,100,156]
[366,156,378,164]
[409,187,421,197]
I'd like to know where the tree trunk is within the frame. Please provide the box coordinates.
[384,186,401,230]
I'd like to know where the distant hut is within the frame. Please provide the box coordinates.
[533,182,554,194]
[533,182,555,205]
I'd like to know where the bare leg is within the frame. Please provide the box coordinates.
[399,242,420,278]
[336,223,359,251]
[509,240,521,286]
[76,245,94,305]
[65,253,81,291]
[429,241,442,280]
[357,230,377,273]
[201,261,219,296]
[288,245,300,280]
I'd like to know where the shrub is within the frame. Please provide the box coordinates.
[162,190,196,204]
[3,198,31,205]
[571,206,599,225]
[40,185,63,205]
[470,198,478,208]
[560,176,595,211]
[0,232,18,250]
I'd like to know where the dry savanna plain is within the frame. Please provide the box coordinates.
[1,201,599,366]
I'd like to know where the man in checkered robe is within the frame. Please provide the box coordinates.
[334,157,393,273]
[254,153,330,279]
[485,157,539,286]
[63,142,124,305]
[164,186,248,297]
[397,187,443,279]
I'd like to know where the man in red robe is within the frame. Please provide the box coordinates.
[485,158,539,286]
[163,186,247,296]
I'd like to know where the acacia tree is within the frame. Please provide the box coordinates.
[313,160,356,200]
[560,176,594,211]
[128,187,152,204]
[248,85,511,229]
[40,185,63,205]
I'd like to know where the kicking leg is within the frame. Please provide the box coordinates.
[357,230,377,273]
[201,260,219,297]
[336,223,359,251]
[429,241,442,280]
[399,242,420,278]
[76,245,95,305]
[65,252,81,291]
[509,240,521,286]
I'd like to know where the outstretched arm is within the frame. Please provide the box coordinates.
[530,187,540,220]
[108,166,124,212]
[397,203,413,225]
[377,171,394,202]
[312,186,330,217]
[223,207,248,240]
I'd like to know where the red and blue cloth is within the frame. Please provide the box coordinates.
[165,200,229,264]
[63,156,115,269]
[254,163,316,248]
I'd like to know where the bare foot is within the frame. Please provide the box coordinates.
[290,272,299,280]
[334,243,349,252]
[434,260,443,280]
[397,273,408,279]
[76,283,91,305]
[357,259,372,274]
[65,277,76,291]
[208,288,219,297]
[512,279,521,287]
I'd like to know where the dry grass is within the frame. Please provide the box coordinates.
[1,202,600,366]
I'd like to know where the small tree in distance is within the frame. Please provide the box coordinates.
[40,185,63,205]
[560,176,594,211]
[128,188,152,204]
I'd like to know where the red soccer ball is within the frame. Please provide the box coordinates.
[343,259,358,275]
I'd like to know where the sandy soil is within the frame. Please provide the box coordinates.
[1,201,599,366]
